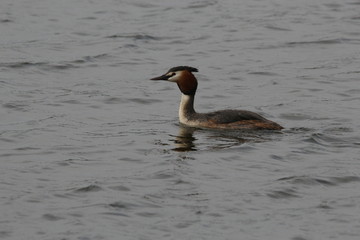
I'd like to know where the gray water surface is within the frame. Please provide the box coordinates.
[1,0,360,239]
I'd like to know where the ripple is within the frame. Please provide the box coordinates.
[106,33,161,41]
[279,113,311,120]
[128,98,162,104]
[42,213,64,221]
[0,19,12,23]
[103,97,162,105]
[264,24,291,31]
[0,231,11,238]
[136,212,159,218]
[329,176,360,184]
[0,61,47,69]
[71,53,110,63]
[73,184,102,193]
[106,199,161,217]
[103,97,127,104]
[256,38,360,49]
[0,54,110,72]
[284,38,360,46]
[247,71,280,76]
[267,188,299,199]
[20,61,81,73]
[348,1,360,5]
[305,133,358,148]
[108,185,131,191]
[317,202,333,209]
[109,201,139,210]
[185,0,218,9]
[277,176,335,186]
[60,100,83,105]
[291,236,308,240]
[2,102,30,112]
[0,61,77,71]
[149,170,176,180]
[277,175,360,186]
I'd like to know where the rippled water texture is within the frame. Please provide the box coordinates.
[1,0,360,239]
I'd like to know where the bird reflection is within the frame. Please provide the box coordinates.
[170,125,263,152]
[171,126,197,152]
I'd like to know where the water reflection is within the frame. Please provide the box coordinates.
[170,125,265,152]
[171,126,197,152]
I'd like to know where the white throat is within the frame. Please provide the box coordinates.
[179,94,195,124]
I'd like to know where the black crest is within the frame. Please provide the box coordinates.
[168,66,198,73]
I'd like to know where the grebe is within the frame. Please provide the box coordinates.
[151,66,283,130]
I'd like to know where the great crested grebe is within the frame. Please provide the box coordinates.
[151,66,283,130]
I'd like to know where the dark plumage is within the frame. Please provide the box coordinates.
[168,66,198,73]
[204,110,268,124]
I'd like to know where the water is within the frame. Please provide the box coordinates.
[1,0,360,239]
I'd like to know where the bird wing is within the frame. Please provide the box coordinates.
[206,110,267,124]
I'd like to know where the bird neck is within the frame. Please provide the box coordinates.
[179,94,196,123]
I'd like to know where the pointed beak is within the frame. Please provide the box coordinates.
[150,74,169,81]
